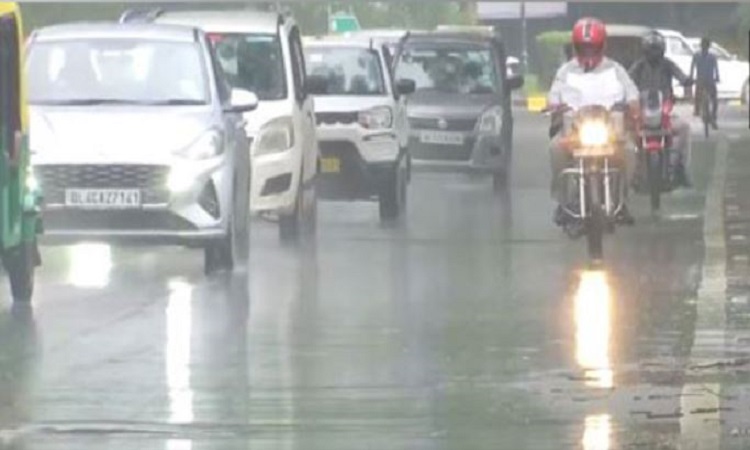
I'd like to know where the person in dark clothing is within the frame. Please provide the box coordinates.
[690,37,719,128]
[629,30,693,188]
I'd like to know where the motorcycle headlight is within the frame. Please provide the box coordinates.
[477,106,502,134]
[579,120,609,146]
[175,130,224,160]
[255,117,295,156]
[358,106,393,130]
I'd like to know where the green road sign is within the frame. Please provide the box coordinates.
[329,13,360,33]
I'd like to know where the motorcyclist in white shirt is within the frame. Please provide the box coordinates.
[547,17,640,227]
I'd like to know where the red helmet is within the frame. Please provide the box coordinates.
[572,17,607,70]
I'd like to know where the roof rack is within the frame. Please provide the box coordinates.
[119,8,165,24]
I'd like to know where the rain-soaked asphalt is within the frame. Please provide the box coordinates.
[0,104,749,450]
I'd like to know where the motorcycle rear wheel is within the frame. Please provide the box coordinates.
[647,151,663,212]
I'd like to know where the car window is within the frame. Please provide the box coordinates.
[667,37,693,57]
[26,39,210,105]
[395,43,500,95]
[688,42,732,61]
[304,46,386,96]
[207,32,287,101]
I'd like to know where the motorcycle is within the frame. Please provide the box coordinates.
[547,102,631,263]
[634,89,675,212]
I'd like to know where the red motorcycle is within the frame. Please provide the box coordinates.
[635,89,675,212]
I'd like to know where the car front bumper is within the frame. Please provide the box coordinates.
[32,159,232,247]
[250,143,303,216]
[407,129,505,173]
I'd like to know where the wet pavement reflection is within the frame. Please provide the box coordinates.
[1,107,749,449]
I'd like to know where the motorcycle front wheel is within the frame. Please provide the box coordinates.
[585,173,604,263]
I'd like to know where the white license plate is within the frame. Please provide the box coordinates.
[420,131,464,146]
[65,189,142,209]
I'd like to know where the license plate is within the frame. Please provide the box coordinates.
[420,131,464,146]
[65,189,141,209]
[321,157,341,173]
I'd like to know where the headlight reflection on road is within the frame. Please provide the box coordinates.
[67,243,112,288]
[574,270,613,389]
[166,279,194,426]
[582,414,611,450]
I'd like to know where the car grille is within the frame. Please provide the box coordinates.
[409,117,477,131]
[316,112,359,125]
[34,164,170,206]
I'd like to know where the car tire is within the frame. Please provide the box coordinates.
[204,177,249,275]
[379,159,407,221]
[280,177,304,243]
[2,239,37,303]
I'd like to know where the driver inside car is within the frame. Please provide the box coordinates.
[547,17,640,227]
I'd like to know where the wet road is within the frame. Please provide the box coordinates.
[1,104,749,449]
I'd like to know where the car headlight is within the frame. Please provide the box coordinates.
[175,130,224,160]
[579,120,609,147]
[167,167,198,193]
[255,117,295,156]
[358,106,393,130]
[477,106,502,134]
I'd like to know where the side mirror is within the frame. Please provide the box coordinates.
[304,74,329,96]
[226,89,259,114]
[395,78,416,96]
[505,74,524,91]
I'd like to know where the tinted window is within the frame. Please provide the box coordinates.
[209,32,287,101]
[27,39,210,105]
[304,47,386,96]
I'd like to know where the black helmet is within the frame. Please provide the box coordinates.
[642,30,665,62]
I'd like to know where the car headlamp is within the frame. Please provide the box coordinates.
[167,167,199,193]
[254,117,295,156]
[579,120,609,146]
[477,106,502,134]
[175,130,224,160]
[358,106,393,130]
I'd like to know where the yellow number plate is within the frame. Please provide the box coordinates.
[321,157,341,173]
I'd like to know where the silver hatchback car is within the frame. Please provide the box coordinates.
[26,22,258,273]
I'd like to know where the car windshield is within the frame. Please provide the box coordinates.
[304,46,386,96]
[395,43,500,95]
[209,32,287,101]
[27,38,210,105]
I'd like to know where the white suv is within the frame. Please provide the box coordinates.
[140,9,320,241]
[302,36,415,220]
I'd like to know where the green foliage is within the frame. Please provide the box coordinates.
[535,30,569,90]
